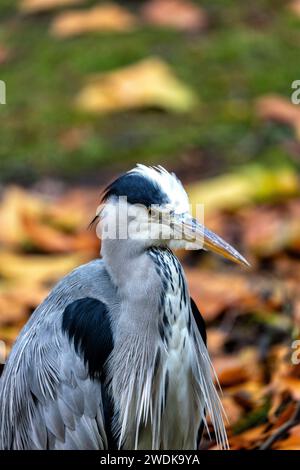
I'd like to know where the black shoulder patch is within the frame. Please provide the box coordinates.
[190,298,207,346]
[62,297,113,379]
[102,172,169,208]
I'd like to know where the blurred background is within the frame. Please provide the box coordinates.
[1,0,300,449]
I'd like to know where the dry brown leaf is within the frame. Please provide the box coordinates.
[186,270,266,321]
[188,166,299,214]
[213,356,250,388]
[274,255,300,283]
[0,295,26,326]
[47,195,89,231]
[229,425,267,449]
[51,3,138,38]
[226,381,264,403]
[270,401,297,429]
[221,396,243,426]
[0,251,87,284]
[241,204,300,257]
[22,214,98,254]
[50,188,101,235]
[276,377,300,401]
[141,0,207,32]
[0,186,45,248]
[207,328,226,355]
[293,298,300,327]
[19,0,85,14]
[187,261,291,323]
[214,350,263,389]
[0,186,98,253]
[0,324,25,343]
[267,346,300,406]
[22,214,76,253]
[256,95,300,137]
[75,57,197,114]
[274,425,300,450]
[288,0,300,16]
[7,284,49,310]
[71,232,99,253]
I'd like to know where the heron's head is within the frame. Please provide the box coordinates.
[96,164,248,266]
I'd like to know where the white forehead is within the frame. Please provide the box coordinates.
[131,164,190,213]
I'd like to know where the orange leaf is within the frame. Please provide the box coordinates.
[274,425,300,450]
[213,356,250,387]
[256,95,300,137]
[288,0,300,16]
[141,0,207,32]
[51,4,138,38]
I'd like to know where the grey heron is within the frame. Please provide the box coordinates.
[0,165,248,450]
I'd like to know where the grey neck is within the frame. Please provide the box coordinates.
[101,239,150,290]
[101,239,163,333]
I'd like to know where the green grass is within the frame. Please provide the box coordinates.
[0,0,299,182]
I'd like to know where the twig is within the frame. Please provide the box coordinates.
[260,401,300,450]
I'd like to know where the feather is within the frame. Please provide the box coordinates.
[0,259,112,450]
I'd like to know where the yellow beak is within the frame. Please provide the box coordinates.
[173,214,250,267]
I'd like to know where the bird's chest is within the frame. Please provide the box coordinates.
[159,289,195,441]
[159,275,192,400]
[113,248,202,449]
[154,248,192,367]
[137,249,200,449]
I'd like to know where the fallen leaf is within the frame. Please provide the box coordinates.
[214,350,263,389]
[46,190,91,231]
[71,232,99,253]
[22,213,98,254]
[221,396,244,426]
[188,165,299,214]
[19,0,85,14]
[141,0,207,32]
[276,377,300,401]
[52,187,102,233]
[293,298,300,327]
[270,401,297,429]
[6,283,49,310]
[274,425,300,450]
[75,57,197,113]
[288,0,300,16]
[0,324,25,343]
[241,203,300,257]
[0,295,26,326]
[213,356,250,388]
[22,214,77,252]
[0,251,87,285]
[207,328,226,355]
[0,186,100,254]
[51,3,138,38]
[0,186,44,248]
[256,95,300,137]
[186,269,284,321]
[229,424,267,449]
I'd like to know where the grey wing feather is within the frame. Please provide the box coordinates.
[0,259,117,450]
